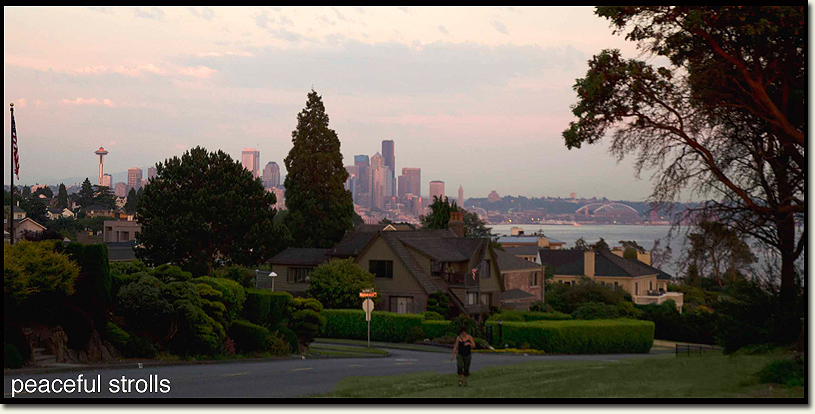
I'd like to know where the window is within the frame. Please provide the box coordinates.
[287,267,313,283]
[529,272,539,287]
[649,280,653,290]
[480,293,491,306]
[635,282,639,295]
[467,292,478,305]
[369,260,394,279]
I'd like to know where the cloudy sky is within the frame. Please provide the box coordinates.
[4,6,666,200]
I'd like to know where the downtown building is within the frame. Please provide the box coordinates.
[127,167,143,192]
[241,148,260,178]
[262,161,281,189]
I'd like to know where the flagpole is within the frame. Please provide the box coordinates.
[9,102,14,245]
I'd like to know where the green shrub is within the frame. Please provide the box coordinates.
[213,265,255,289]
[421,311,445,321]
[103,322,131,350]
[289,298,326,347]
[152,264,192,283]
[228,320,272,353]
[757,359,805,387]
[545,278,629,314]
[117,276,174,330]
[305,259,376,309]
[191,277,246,323]
[272,325,299,355]
[124,336,158,358]
[451,315,479,338]
[405,326,426,343]
[267,332,291,356]
[243,289,293,327]
[572,302,620,320]
[322,309,422,342]
[529,301,554,313]
[170,299,224,356]
[485,319,654,354]
[522,311,572,321]
[4,240,79,319]
[422,320,454,340]
[487,310,525,322]
[426,291,450,319]
[4,343,24,369]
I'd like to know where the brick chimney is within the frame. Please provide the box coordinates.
[448,211,464,237]
[583,251,595,278]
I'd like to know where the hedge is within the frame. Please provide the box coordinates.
[422,320,455,340]
[322,309,422,343]
[522,311,572,321]
[485,319,654,354]
[191,277,246,322]
[228,320,272,353]
[243,289,293,327]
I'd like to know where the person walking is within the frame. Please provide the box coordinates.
[451,326,476,387]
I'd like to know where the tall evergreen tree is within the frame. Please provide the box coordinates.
[77,178,95,209]
[283,90,355,248]
[93,185,116,210]
[124,188,138,213]
[21,186,31,199]
[56,184,68,210]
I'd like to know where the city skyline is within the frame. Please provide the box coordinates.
[3,6,669,201]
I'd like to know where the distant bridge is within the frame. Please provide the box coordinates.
[575,203,640,216]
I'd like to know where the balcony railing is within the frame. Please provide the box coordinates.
[445,272,479,288]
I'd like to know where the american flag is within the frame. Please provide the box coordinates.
[12,110,19,179]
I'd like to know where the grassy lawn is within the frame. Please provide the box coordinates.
[314,338,450,353]
[308,344,389,358]
[316,351,805,398]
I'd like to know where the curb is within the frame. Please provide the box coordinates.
[3,355,296,377]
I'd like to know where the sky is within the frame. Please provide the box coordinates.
[4,6,669,201]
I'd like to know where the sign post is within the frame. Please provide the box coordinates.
[360,290,377,348]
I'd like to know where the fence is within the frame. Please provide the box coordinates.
[675,343,721,356]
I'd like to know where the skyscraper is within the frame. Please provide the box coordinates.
[397,174,409,199]
[127,167,143,192]
[241,148,260,178]
[381,140,395,197]
[95,147,108,186]
[344,165,358,199]
[429,180,445,202]
[102,174,112,188]
[370,152,392,210]
[262,162,281,189]
[354,155,370,207]
[115,182,127,198]
[402,167,421,197]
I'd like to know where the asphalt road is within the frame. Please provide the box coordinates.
[4,347,664,399]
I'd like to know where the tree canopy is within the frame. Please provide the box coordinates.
[563,6,804,307]
[135,146,280,276]
[283,90,355,249]
[305,259,376,309]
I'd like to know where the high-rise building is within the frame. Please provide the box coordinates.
[148,167,157,181]
[262,162,281,189]
[95,147,108,186]
[381,140,395,197]
[241,148,260,178]
[102,174,112,188]
[458,185,464,207]
[397,174,409,199]
[369,153,392,210]
[402,167,421,198]
[114,182,127,198]
[354,155,370,207]
[127,167,143,192]
[429,180,445,202]
[344,165,358,197]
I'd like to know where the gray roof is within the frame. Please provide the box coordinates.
[537,249,668,278]
[270,248,330,266]
[326,231,379,258]
[503,245,540,257]
[107,241,137,262]
[494,249,543,272]
[355,223,416,232]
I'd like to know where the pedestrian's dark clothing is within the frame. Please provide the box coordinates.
[456,336,472,376]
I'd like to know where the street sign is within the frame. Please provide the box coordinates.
[362,298,374,347]
[359,292,378,298]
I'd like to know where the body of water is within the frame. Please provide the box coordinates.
[488,224,688,277]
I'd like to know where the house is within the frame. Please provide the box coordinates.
[497,234,565,250]
[46,208,74,220]
[103,220,142,243]
[270,212,504,320]
[539,249,683,313]
[494,249,544,310]
[6,217,47,241]
[83,205,115,218]
[502,245,541,263]
[10,207,27,221]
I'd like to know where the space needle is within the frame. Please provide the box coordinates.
[95,146,109,185]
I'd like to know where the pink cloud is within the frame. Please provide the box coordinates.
[61,97,115,107]
[17,98,26,108]
[178,65,217,79]
[112,64,165,77]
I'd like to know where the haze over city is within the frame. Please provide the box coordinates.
[4,6,669,200]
